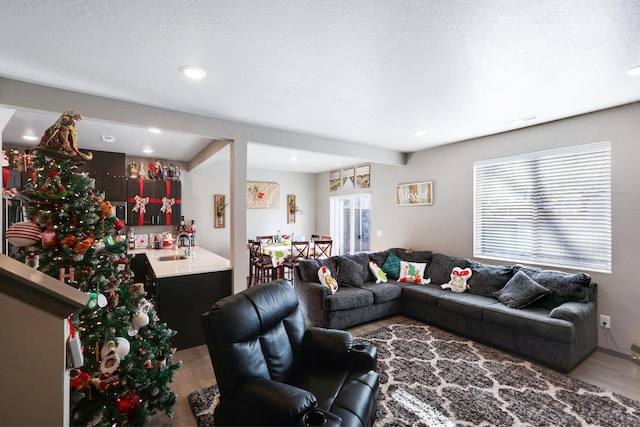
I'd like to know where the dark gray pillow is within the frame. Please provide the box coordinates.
[342,253,374,282]
[298,258,337,283]
[494,270,550,309]
[467,260,515,297]
[515,265,591,308]
[337,257,364,287]
[427,253,469,285]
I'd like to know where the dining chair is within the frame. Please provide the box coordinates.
[312,240,333,259]
[284,240,310,281]
[311,234,320,242]
[250,240,283,285]
[256,235,274,245]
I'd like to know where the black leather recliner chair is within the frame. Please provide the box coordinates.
[201,279,379,426]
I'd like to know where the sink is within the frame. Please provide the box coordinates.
[156,255,189,261]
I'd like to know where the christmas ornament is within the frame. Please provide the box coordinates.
[85,292,108,310]
[38,169,68,199]
[113,218,125,231]
[60,233,79,249]
[32,110,93,161]
[6,221,41,247]
[41,228,57,246]
[25,252,40,269]
[115,392,141,418]
[100,201,115,218]
[69,369,92,391]
[60,267,75,284]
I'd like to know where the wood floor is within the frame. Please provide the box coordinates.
[149,315,640,426]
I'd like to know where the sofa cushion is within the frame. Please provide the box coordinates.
[362,282,402,304]
[368,250,390,269]
[402,283,447,307]
[494,271,550,309]
[381,252,402,280]
[483,302,574,343]
[322,286,374,312]
[428,253,470,285]
[398,261,429,284]
[467,260,515,297]
[299,258,337,283]
[342,253,375,283]
[438,292,497,320]
[336,257,364,287]
[515,265,591,308]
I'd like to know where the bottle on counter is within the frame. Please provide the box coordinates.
[190,220,196,246]
[128,228,135,250]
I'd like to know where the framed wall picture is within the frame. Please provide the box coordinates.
[247,181,279,209]
[341,167,355,191]
[287,194,296,224]
[395,181,433,206]
[329,170,341,192]
[356,165,370,189]
[214,194,227,228]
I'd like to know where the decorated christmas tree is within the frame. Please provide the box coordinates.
[11,111,180,426]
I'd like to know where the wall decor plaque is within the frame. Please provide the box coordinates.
[395,181,433,206]
[247,181,279,209]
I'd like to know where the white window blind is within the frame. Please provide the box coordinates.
[474,141,611,273]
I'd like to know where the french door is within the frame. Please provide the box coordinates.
[330,193,371,255]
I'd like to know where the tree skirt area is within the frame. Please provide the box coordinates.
[188,320,640,426]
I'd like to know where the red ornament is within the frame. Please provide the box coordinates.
[69,369,92,391]
[41,229,57,246]
[113,218,125,231]
[115,392,141,418]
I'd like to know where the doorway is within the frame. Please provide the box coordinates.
[330,193,371,255]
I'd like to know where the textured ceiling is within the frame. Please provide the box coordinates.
[1,0,640,170]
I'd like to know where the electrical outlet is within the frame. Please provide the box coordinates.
[600,314,611,328]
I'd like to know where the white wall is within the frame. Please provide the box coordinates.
[317,102,640,356]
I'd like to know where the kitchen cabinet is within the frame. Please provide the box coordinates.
[101,176,127,202]
[127,179,181,226]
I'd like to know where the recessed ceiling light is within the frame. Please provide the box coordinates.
[142,147,154,154]
[180,65,207,80]
[148,127,162,134]
[289,155,298,162]
[414,130,427,136]
[22,135,39,141]
[627,65,640,76]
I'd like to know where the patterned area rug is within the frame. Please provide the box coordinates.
[188,320,640,426]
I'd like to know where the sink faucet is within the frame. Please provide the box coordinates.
[177,232,192,257]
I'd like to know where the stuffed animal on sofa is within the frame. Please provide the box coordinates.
[318,266,338,294]
[441,267,472,293]
[369,261,388,283]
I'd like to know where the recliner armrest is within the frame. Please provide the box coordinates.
[235,378,317,420]
[303,328,378,371]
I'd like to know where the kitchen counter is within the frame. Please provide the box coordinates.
[129,246,231,279]
[128,246,233,350]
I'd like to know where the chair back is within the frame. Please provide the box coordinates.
[313,240,333,259]
[290,241,309,262]
[256,235,274,245]
[310,234,320,241]
[201,280,306,397]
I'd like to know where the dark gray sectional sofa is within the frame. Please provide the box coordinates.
[293,248,597,372]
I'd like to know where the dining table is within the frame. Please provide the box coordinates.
[261,243,291,268]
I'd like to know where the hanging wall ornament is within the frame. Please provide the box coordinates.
[25,252,39,269]
[59,266,75,284]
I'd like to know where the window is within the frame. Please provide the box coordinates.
[330,194,371,255]
[474,142,611,273]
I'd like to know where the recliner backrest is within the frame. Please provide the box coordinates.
[202,280,307,397]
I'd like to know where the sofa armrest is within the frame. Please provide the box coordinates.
[235,378,317,420]
[293,279,332,327]
[549,301,596,323]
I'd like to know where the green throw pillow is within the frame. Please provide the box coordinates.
[381,252,402,280]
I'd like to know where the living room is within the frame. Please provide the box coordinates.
[2,1,640,426]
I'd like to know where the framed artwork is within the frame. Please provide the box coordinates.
[247,181,279,209]
[341,167,355,191]
[214,194,227,228]
[356,165,370,189]
[329,170,341,192]
[287,194,296,224]
[395,181,433,206]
